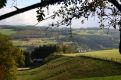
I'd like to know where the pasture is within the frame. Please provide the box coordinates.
[62,49,121,63]
[17,49,121,80]
[12,38,57,51]
[77,49,121,64]
[0,27,16,35]
[12,38,57,46]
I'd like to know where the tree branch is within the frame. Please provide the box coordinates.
[0,0,121,21]
[0,0,64,21]
[108,0,121,12]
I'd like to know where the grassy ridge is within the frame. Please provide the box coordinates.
[77,49,121,64]
[62,49,121,63]
[17,50,121,80]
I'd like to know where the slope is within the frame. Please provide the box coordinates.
[17,50,121,80]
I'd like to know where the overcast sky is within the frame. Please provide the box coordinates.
[0,0,100,28]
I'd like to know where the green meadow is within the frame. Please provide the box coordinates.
[0,27,16,35]
[77,49,121,64]
[17,49,121,80]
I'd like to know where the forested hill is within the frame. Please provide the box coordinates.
[0,25,120,52]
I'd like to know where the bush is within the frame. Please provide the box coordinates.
[56,43,77,53]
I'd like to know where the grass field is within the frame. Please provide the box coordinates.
[62,49,121,63]
[73,75,121,80]
[12,38,57,46]
[12,38,57,51]
[17,49,121,80]
[0,28,16,35]
[77,49,121,64]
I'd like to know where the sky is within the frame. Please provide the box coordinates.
[0,0,100,28]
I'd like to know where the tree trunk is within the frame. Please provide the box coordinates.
[119,31,121,54]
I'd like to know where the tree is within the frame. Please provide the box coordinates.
[23,51,32,67]
[31,45,57,60]
[0,33,24,80]
[0,0,121,53]
[56,43,77,53]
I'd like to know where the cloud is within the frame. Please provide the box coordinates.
[0,8,38,25]
[0,5,100,28]
[0,5,62,26]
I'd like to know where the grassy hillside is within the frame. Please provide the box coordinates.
[17,49,121,80]
[73,75,121,80]
[76,49,121,64]
[62,49,121,63]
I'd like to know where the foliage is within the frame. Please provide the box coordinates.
[31,43,77,60]
[36,0,121,29]
[36,7,45,22]
[56,43,77,53]
[23,51,32,67]
[31,45,57,59]
[36,0,121,53]
[0,33,24,80]
[0,0,121,29]
[0,0,6,8]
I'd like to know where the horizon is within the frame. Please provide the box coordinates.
[0,24,118,30]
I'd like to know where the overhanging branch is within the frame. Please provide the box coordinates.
[0,0,64,21]
[0,3,40,20]
[0,0,121,21]
[108,0,121,12]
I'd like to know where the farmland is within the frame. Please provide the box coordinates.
[62,49,121,63]
[17,49,121,80]
[77,49,121,63]
[0,25,120,52]
[12,38,57,51]
[0,27,16,35]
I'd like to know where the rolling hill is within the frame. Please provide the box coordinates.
[0,25,120,52]
[17,49,121,80]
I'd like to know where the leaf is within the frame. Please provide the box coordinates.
[81,20,84,24]
[36,8,45,22]
[113,24,116,29]
[0,0,7,8]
